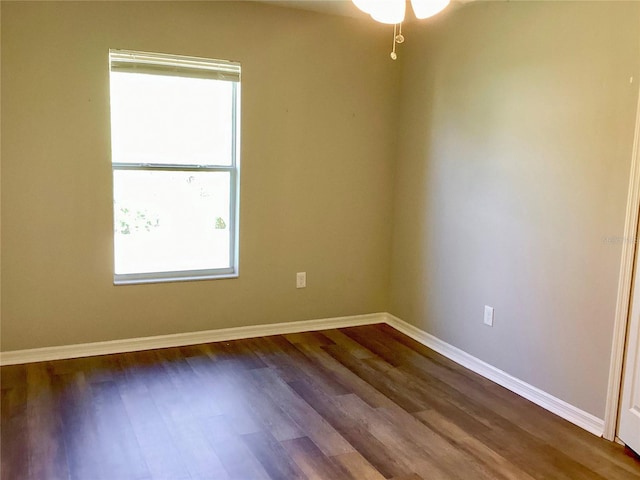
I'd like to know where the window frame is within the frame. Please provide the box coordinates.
[109,49,241,285]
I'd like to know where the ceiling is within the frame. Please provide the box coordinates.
[257,1,365,18]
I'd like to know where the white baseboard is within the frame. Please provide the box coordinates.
[384,313,605,437]
[0,312,386,366]
[0,310,605,438]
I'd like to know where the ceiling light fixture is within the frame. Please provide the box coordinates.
[353,0,450,60]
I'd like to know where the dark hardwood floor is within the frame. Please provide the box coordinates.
[2,324,639,479]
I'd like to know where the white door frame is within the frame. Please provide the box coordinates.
[604,86,640,441]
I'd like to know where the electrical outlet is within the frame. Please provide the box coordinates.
[484,305,494,327]
[296,272,306,289]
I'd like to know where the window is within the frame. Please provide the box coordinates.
[109,50,241,284]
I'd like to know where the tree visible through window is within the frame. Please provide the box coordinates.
[109,50,241,284]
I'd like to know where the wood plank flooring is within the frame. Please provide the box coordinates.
[2,324,639,479]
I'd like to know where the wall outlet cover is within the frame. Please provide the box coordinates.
[484,305,494,327]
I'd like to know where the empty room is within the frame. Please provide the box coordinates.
[2,0,640,478]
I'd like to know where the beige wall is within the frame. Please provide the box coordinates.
[390,1,640,418]
[1,1,398,350]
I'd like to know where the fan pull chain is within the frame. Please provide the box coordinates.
[391,22,404,60]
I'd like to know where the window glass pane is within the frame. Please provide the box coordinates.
[110,72,233,166]
[114,170,231,274]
